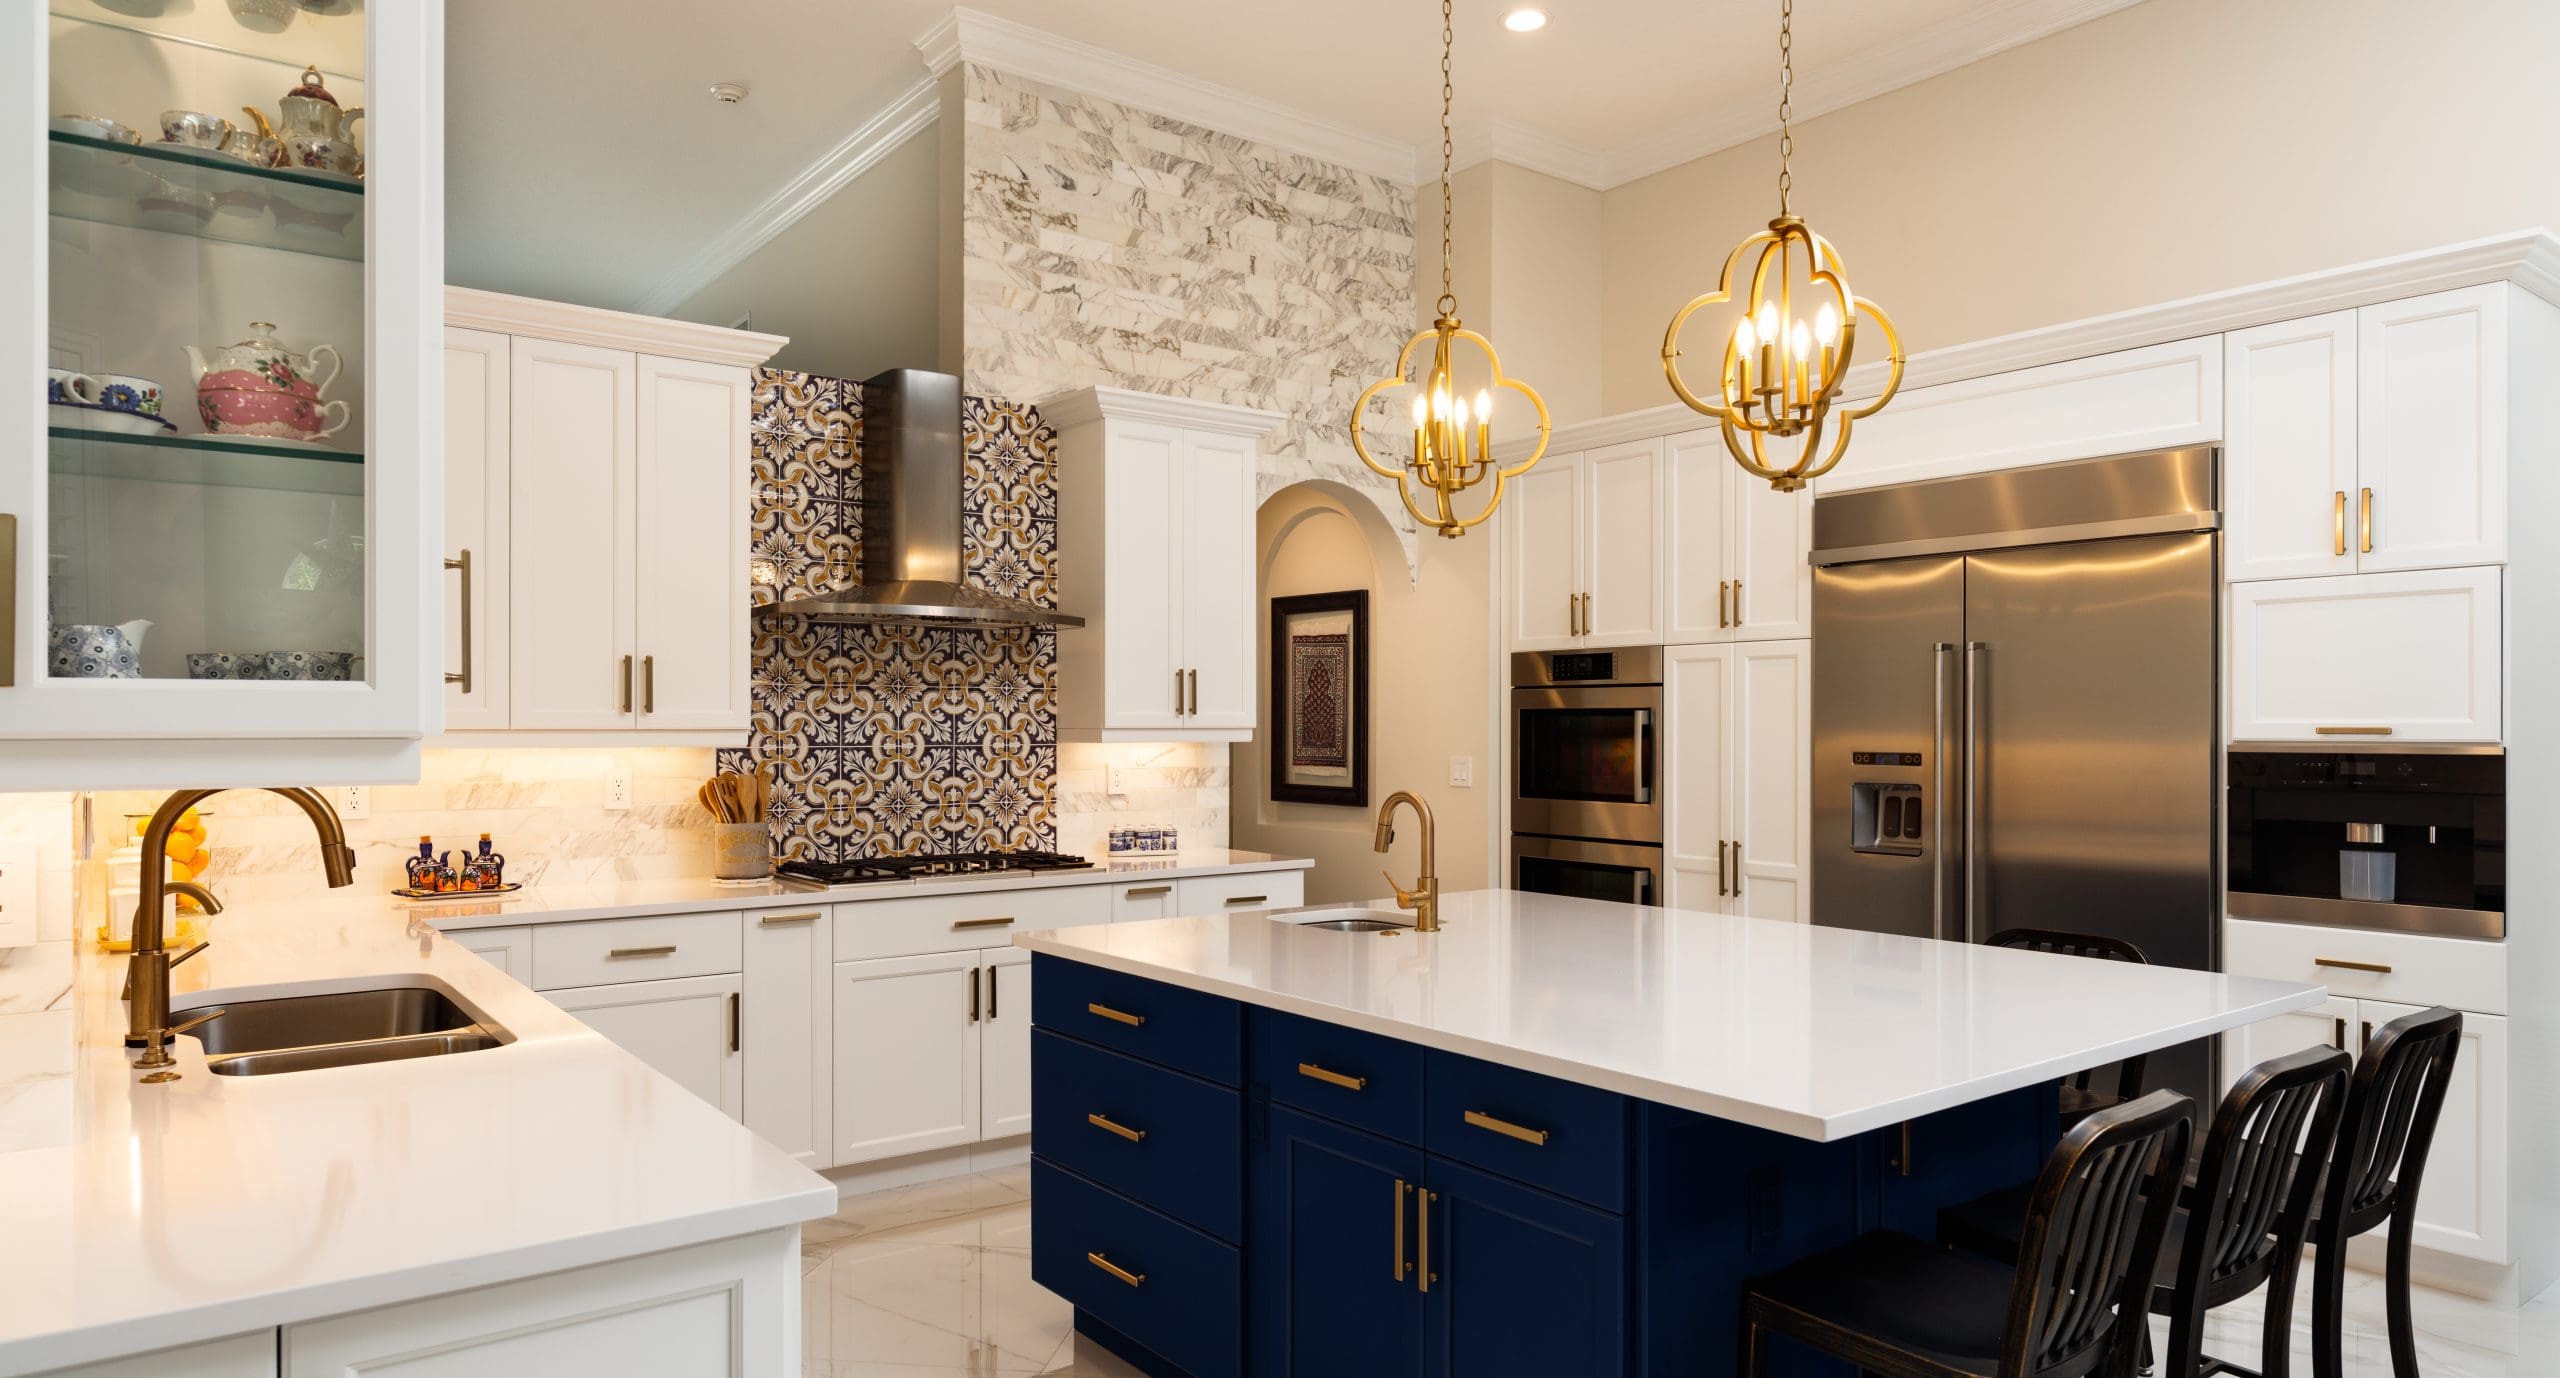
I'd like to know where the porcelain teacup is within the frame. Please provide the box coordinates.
[46,368,98,406]
[50,114,140,145]
[158,110,235,150]
[87,374,165,421]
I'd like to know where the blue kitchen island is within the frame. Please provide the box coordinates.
[1014,891,2322,1378]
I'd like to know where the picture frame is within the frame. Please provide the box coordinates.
[1269,589,1370,807]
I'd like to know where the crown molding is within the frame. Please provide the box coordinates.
[1601,0,2147,188]
[1448,118,1610,191]
[446,286,789,367]
[629,77,941,316]
[1036,384,1285,438]
[917,5,1416,184]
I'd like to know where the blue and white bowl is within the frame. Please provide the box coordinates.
[265,650,354,681]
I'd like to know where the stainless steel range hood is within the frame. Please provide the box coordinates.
[761,369,1082,628]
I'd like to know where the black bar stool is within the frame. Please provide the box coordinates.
[1739,1089,2194,1378]
[2312,1006,2464,1378]
[1986,928,2153,1125]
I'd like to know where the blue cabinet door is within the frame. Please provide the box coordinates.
[1250,1103,1427,1378]
[1865,1083,2056,1238]
[1423,1155,1628,1378]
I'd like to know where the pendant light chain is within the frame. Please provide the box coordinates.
[1437,0,1457,317]
[1776,0,1795,216]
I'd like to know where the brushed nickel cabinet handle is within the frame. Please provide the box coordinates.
[620,655,634,714]
[1124,884,1172,898]
[1298,1062,1368,1091]
[951,916,1015,930]
[2315,726,2395,736]
[642,654,655,714]
[2314,956,2394,974]
[607,944,677,959]
[758,911,820,926]
[1392,1178,1412,1281]
[2334,490,2348,557]
[1463,1109,1551,1146]
[1087,1252,1145,1288]
[443,549,473,691]
[1087,1112,1146,1143]
[1087,1001,1144,1027]
[2360,486,2374,554]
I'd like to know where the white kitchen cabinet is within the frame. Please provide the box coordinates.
[981,946,1035,1140]
[2228,567,2501,743]
[1175,869,1303,914]
[37,1331,275,1378]
[2360,999,2508,1263]
[443,289,779,744]
[1110,878,1182,922]
[1664,428,1814,644]
[2357,286,2508,573]
[1046,387,1280,743]
[281,1227,798,1378]
[832,949,984,1164]
[742,906,831,1169]
[549,973,745,1121]
[449,925,533,985]
[1503,441,1666,651]
[0,5,442,790]
[2220,994,2360,1084]
[442,328,513,730]
[2224,312,2360,582]
[1664,640,1810,921]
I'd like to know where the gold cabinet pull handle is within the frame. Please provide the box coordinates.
[758,911,820,926]
[2333,490,2348,557]
[620,654,635,713]
[951,916,1015,930]
[1087,1002,1145,1027]
[2315,956,2394,974]
[1087,1112,1146,1143]
[1718,579,1730,628]
[443,549,473,691]
[1298,1062,1367,1091]
[0,514,15,688]
[728,990,741,1053]
[1580,592,1593,636]
[1087,1251,1145,1288]
[607,944,677,959]
[1124,884,1172,898]
[641,653,655,714]
[2315,726,2395,736]
[1174,666,1185,716]
[2360,486,2374,553]
[1188,668,1199,716]
[2335,1016,2348,1050]
[1416,1189,1438,1292]
[1224,895,1268,906]
[1392,1178,1413,1281]
[1732,579,1743,624]
[1566,590,1578,636]
[1463,1109,1551,1146]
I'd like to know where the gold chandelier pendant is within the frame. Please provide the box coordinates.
[1661,0,1905,492]
[1345,0,1551,538]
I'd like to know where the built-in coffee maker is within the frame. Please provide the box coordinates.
[2226,748,2505,939]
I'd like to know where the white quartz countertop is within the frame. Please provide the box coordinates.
[1014,890,2326,1143]
[376,849,1312,932]
[0,888,842,1372]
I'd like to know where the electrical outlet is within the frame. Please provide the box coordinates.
[329,785,371,820]
[604,767,634,811]
[1448,755,1474,787]
[1106,763,1130,795]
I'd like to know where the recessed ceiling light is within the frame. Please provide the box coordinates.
[1503,8,1547,32]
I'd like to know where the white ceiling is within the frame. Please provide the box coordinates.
[446,0,2142,310]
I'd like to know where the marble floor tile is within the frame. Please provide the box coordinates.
[805,1169,1031,1249]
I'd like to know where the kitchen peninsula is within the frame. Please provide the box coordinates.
[1015,890,2327,1378]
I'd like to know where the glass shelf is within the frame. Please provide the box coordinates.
[49,426,365,496]
[48,131,365,261]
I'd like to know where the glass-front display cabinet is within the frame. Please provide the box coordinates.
[2,1,441,788]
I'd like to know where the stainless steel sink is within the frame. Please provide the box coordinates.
[1292,908,1415,934]
[175,980,508,1076]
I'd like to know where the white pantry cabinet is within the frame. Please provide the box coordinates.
[1046,387,1279,743]
[1503,441,1665,651]
[1664,640,1811,922]
[2224,312,2360,581]
[2227,567,2501,743]
[440,289,781,743]
[548,973,745,1121]
[1664,427,1814,643]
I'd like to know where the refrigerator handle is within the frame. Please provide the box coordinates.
[1932,643,1954,942]
[1964,641,1987,944]
[1631,709,1655,805]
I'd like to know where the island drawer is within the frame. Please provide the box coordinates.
[1424,1049,1632,1212]
[1250,1006,1424,1144]
[1033,955,1244,1085]
[531,911,742,991]
[1032,1158,1241,1378]
[2225,917,2506,1014]
[1034,1030,1242,1240]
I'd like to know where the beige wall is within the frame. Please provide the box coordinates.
[1601,0,2560,412]
[1231,485,1499,904]
[671,130,943,382]
[1416,164,1607,428]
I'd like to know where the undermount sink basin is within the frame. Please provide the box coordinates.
[175,979,510,1077]
[1293,908,1414,934]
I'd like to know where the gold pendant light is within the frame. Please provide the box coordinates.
[1349,0,1551,538]
[1661,0,1904,491]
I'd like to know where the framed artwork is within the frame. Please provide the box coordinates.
[1269,589,1370,807]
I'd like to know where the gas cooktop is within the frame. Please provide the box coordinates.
[776,850,1097,888]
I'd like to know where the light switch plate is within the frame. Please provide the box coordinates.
[1448,755,1474,787]
[0,843,36,949]
[604,766,634,811]
[329,785,371,820]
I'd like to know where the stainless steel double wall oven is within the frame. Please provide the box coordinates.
[1510,647,1663,904]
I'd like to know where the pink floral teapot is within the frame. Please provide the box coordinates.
[184,321,349,443]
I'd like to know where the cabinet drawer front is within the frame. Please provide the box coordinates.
[2227,568,2502,743]
[834,884,1110,961]
[532,911,741,990]
[1251,1006,1424,1144]
[1424,1050,1631,1212]
[1174,869,1303,914]
[1032,955,1243,1085]
[1031,1159,1241,1378]
[1035,1030,1242,1239]
[2225,917,2506,1014]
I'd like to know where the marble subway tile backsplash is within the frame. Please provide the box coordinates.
[1055,742,1229,861]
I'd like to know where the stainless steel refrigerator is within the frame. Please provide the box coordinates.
[1810,447,2222,1089]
